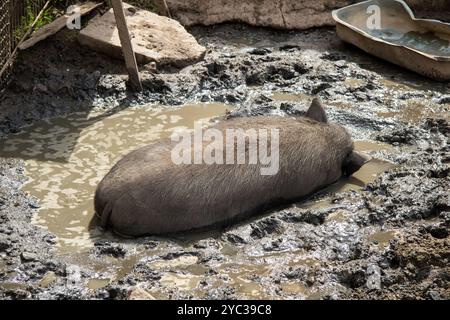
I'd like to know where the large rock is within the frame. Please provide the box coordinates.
[155,0,355,29]
[155,0,450,29]
[78,3,206,67]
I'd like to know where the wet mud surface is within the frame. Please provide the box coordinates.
[0,23,449,299]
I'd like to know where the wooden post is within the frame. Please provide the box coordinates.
[110,0,142,91]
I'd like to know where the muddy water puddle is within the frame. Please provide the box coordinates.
[271,91,310,102]
[0,103,230,253]
[332,159,395,192]
[323,140,395,194]
[87,278,110,290]
[39,272,57,288]
[367,230,398,248]
[344,78,366,89]
[149,255,199,269]
[377,99,450,123]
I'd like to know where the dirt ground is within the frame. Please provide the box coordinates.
[0,14,449,300]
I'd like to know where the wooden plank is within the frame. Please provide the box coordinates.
[19,2,102,50]
[110,0,142,91]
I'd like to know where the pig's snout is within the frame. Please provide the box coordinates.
[343,150,371,177]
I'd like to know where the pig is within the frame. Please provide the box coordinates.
[94,98,369,236]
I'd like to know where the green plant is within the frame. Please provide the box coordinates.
[14,0,66,42]
[13,0,158,43]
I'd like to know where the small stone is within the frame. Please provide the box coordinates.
[29,202,40,209]
[21,251,38,262]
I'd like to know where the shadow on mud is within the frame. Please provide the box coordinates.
[0,104,131,163]
[336,43,449,92]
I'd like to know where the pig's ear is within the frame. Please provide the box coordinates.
[306,97,327,123]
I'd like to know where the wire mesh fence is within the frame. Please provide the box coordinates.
[0,0,48,91]
[0,0,12,90]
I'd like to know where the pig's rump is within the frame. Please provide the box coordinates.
[94,116,352,236]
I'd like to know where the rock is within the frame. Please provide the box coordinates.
[29,201,40,209]
[79,3,206,68]
[158,0,354,29]
[128,286,156,300]
[20,251,38,262]
[156,0,450,30]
